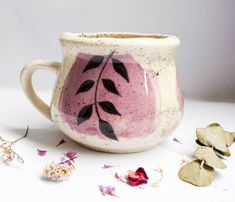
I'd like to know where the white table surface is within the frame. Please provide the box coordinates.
[0,88,234,202]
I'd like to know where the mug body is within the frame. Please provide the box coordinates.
[51,32,183,153]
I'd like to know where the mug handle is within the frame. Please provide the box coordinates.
[20,60,61,121]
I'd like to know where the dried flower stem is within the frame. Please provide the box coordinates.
[11,126,29,146]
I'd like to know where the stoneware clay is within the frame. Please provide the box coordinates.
[20,32,183,153]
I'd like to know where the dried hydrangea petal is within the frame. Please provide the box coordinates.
[194,146,226,169]
[196,127,230,156]
[178,160,215,187]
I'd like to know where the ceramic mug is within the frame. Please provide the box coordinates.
[21,32,183,153]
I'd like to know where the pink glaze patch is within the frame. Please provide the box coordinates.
[58,53,159,140]
[176,73,184,113]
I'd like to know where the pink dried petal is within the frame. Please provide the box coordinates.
[114,172,126,183]
[56,139,66,147]
[37,149,47,156]
[98,185,117,197]
[173,137,182,144]
[102,164,117,169]
[66,151,77,159]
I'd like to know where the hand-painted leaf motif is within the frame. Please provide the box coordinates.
[102,79,121,96]
[99,101,121,116]
[112,58,129,82]
[75,80,94,95]
[77,104,93,126]
[99,119,118,140]
[83,55,104,72]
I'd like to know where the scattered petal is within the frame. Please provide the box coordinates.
[114,172,126,183]
[102,164,118,169]
[178,160,215,187]
[127,167,148,186]
[194,146,226,169]
[66,151,77,159]
[37,149,47,156]
[98,185,118,197]
[56,139,66,147]
[173,137,182,144]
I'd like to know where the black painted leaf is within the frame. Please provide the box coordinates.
[77,104,93,126]
[112,58,129,82]
[99,101,121,116]
[99,119,118,141]
[75,80,94,95]
[102,79,120,96]
[83,55,104,72]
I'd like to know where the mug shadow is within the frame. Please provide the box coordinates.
[5,125,144,159]
[5,125,101,156]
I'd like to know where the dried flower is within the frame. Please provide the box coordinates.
[0,126,29,164]
[43,162,74,182]
[173,137,182,144]
[127,167,148,186]
[37,149,47,156]
[66,151,77,159]
[56,139,66,147]
[98,185,118,197]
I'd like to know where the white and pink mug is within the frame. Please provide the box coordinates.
[21,32,183,153]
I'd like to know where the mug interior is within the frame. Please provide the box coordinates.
[60,32,180,47]
[77,32,168,39]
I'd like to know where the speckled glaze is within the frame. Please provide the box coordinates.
[21,32,183,153]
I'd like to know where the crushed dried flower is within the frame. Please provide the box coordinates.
[43,162,74,182]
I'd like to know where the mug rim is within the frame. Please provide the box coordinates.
[60,32,180,46]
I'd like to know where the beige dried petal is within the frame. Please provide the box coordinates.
[207,123,221,127]
[207,123,235,147]
[194,146,226,169]
[196,127,230,156]
[178,160,215,187]
[224,132,234,147]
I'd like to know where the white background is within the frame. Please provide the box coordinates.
[0,0,235,100]
[0,1,235,202]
